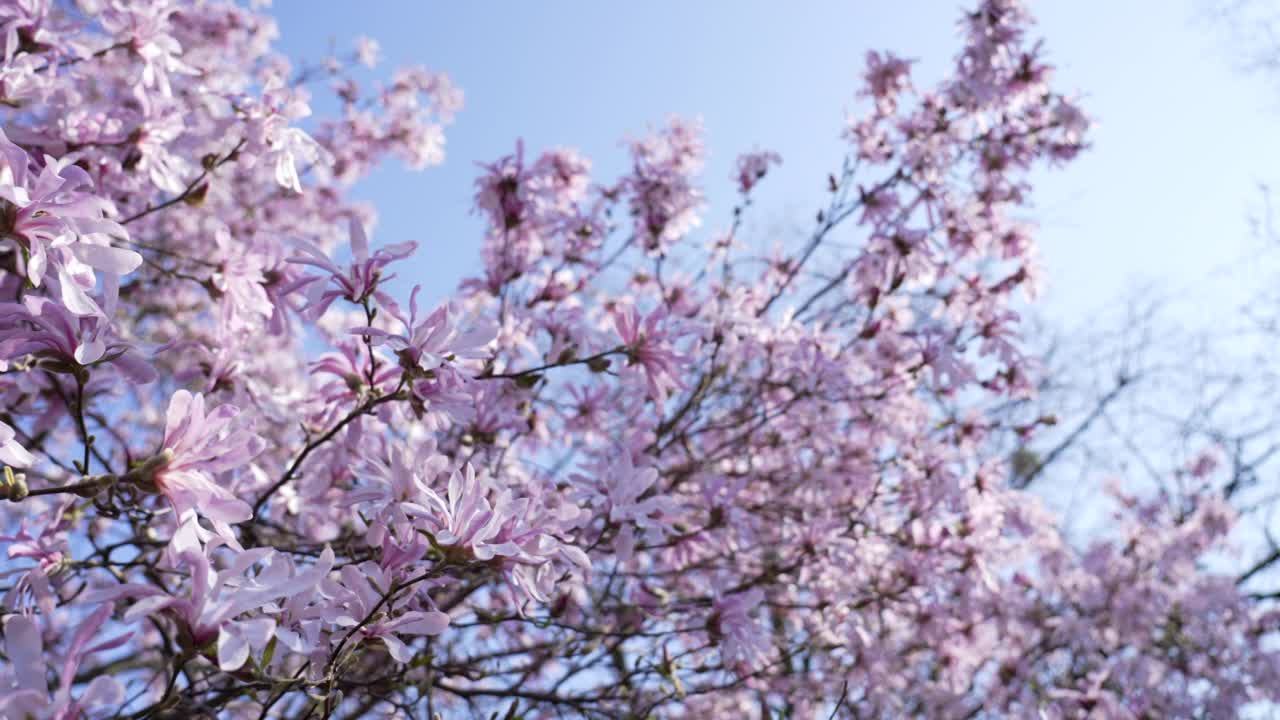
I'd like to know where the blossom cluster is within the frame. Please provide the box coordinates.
[1,1,1276,718]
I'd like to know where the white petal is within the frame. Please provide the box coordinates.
[79,675,125,707]
[74,338,106,365]
[3,615,45,692]
[349,218,369,263]
[71,243,142,275]
[217,629,250,671]
[381,634,413,663]
[386,610,450,636]
[58,268,102,316]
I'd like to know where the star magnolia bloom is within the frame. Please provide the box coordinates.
[289,218,417,318]
[84,518,334,671]
[710,587,770,676]
[147,390,265,527]
[613,305,686,401]
[410,464,527,562]
[405,464,589,604]
[1,605,131,720]
[625,118,706,253]
[100,0,199,100]
[328,562,451,663]
[734,150,781,194]
[0,128,140,313]
[358,285,496,375]
[0,295,156,383]
[574,448,677,562]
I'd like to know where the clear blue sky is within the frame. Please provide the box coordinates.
[267,0,1280,323]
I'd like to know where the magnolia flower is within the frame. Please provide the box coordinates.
[0,1,55,63]
[133,113,191,193]
[624,118,705,252]
[289,218,417,319]
[734,150,781,194]
[474,140,531,231]
[310,341,401,413]
[410,464,525,563]
[354,35,381,68]
[358,285,496,376]
[270,127,330,193]
[327,562,450,663]
[1,605,131,719]
[406,464,588,604]
[0,295,156,383]
[862,50,914,112]
[613,305,686,402]
[0,129,140,313]
[0,497,73,617]
[85,518,333,671]
[209,231,275,328]
[144,390,265,526]
[101,0,197,101]
[574,448,677,562]
[349,440,449,552]
[709,587,769,676]
[240,81,333,193]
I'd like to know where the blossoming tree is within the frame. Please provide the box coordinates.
[1,1,1277,718]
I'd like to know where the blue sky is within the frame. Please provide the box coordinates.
[267,0,1280,324]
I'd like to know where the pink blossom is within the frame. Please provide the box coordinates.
[358,286,496,377]
[0,129,139,309]
[862,50,914,112]
[1,605,131,720]
[613,304,686,401]
[101,0,197,100]
[710,587,770,676]
[0,295,156,383]
[0,498,72,616]
[354,35,381,68]
[623,117,705,253]
[86,518,333,671]
[408,464,588,604]
[734,149,782,194]
[289,218,416,319]
[327,561,450,662]
[146,390,265,526]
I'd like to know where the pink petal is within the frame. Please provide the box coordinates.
[4,614,46,692]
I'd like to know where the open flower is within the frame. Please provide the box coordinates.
[861,50,914,113]
[0,130,140,316]
[623,118,705,253]
[406,464,588,604]
[141,390,265,527]
[289,218,417,319]
[357,285,496,379]
[0,497,74,617]
[613,305,686,402]
[709,587,769,676]
[327,562,450,663]
[85,517,334,670]
[240,81,333,193]
[0,295,156,383]
[1,605,131,719]
[734,150,781,194]
[573,447,677,561]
